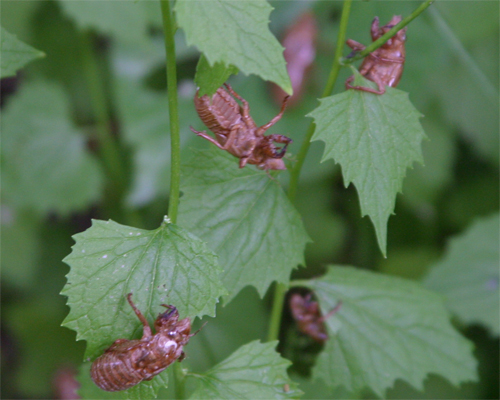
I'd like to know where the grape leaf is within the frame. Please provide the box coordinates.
[195,54,239,96]
[178,147,310,302]
[1,26,44,77]
[61,217,226,360]
[424,213,500,336]
[1,81,104,215]
[175,0,292,94]
[77,362,168,400]
[308,70,426,256]
[301,265,478,397]
[189,340,302,399]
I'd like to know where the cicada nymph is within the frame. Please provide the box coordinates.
[191,83,292,170]
[289,293,341,343]
[345,15,407,94]
[91,294,193,392]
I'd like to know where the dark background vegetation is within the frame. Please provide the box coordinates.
[1,1,498,399]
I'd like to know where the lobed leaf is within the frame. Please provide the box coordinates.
[308,70,426,256]
[301,265,478,397]
[195,54,239,96]
[175,0,292,94]
[424,213,500,336]
[61,218,226,360]
[1,81,104,215]
[189,340,302,399]
[178,147,310,302]
[1,26,44,78]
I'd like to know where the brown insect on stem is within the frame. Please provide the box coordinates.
[90,293,195,392]
[345,15,407,95]
[191,83,292,171]
[289,293,342,343]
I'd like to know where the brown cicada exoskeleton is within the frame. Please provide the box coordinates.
[191,84,292,170]
[289,293,341,343]
[91,294,193,392]
[345,15,407,94]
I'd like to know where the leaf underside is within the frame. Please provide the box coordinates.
[175,0,292,94]
[309,71,426,255]
[179,147,310,303]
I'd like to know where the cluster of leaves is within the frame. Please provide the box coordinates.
[1,1,498,399]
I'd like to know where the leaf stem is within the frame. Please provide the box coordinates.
[267,0,354,345]
[342,0,435,65]
[80,31,127,196]
[287,0,353,202]
[80,31,145,227]
[160,0,181,225]
[173,362,186,399]
[267,283,287,342]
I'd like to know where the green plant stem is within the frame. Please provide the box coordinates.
[266,0,353,344]
[160,0,181,225]
[267,283,287,342]
[80,31,144,227]
[174,362,186,399]
[342,0,435,65]
[80,32,126,193]
[287,0,352,202]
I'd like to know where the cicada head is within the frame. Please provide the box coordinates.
[154,304,179,332]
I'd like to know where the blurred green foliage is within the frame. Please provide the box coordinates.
[1,1,498,399]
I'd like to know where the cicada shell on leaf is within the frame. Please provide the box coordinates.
[90,294,193,392]
[346,15,407,94]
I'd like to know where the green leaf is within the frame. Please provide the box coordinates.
[1,208,41,289]
[301,265,478,397]
[1,81,104,215]
[424,213,500,336]
[61,218,226,361]
[189,340,302,399]
[178,147,310,302]
[195,54,239,96]
[308,70,425,256]
[59,0,158,46]
[175,0,292,94]
[0,26,44,78]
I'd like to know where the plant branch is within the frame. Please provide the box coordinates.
[80,31,127,196]
[161,0,181,225]
[287,0,353,202]
[267,283,287,342]
[80,31,145,227]
[342,0,435,65]
[266,0,353,344]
